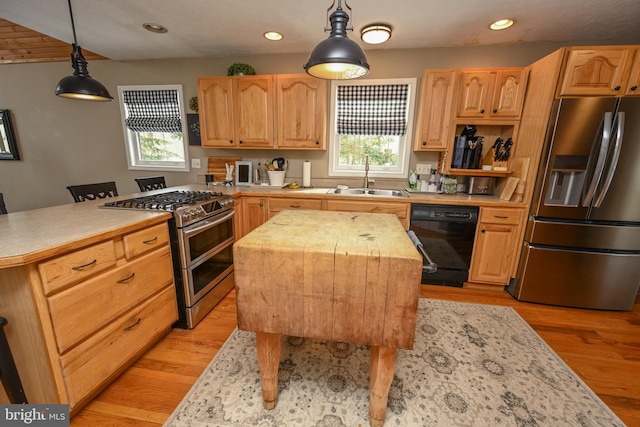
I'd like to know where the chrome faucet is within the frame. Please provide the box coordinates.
[363,155,370,188]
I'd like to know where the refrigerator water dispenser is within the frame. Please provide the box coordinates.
[544,155,587,206]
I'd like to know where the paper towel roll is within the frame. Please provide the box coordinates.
[302,160,311,187]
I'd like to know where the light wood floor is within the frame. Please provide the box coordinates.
[70,285,640,426]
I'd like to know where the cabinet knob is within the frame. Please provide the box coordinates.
[259,202,264,207]
[480,109,485,114]
[422,141,427,146]
[239,140,243,144]
[315,141,320,145]
[614,85,621,91]
[229,140,233,144]
[481,228,486,233]
[631,85,638,91]
[493,109,498,113]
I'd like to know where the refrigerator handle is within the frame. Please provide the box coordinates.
[594,112,625,207]
[582,112,612,207]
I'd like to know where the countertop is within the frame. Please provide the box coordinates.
[0,184,525,268]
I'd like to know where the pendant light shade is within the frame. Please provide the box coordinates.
[304,0,369,80]
[55,0,113,101]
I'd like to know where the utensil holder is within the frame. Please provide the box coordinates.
[267,170,286,187]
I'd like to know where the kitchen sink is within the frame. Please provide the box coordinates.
[327,188,408,197]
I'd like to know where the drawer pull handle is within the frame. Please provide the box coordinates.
[290,205,301,208]
[494,215,508,219]
[71,259,97,270]
[124,317,141,331]
[142,236,158,244]
[116,273,135,283]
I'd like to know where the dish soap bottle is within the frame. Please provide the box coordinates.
[408,170,417,190]
[427,169,438,192]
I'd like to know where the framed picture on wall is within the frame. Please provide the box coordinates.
[187,113,201,146]
[0,109,20,160]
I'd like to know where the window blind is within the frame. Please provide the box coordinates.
[122,89,182,133]
[336,84,409,136]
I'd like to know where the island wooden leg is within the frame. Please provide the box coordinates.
[369,346,397,427]
[255,332,281,409]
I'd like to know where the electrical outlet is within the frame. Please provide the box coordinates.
[416,163,432,175]
[191,158,201,169]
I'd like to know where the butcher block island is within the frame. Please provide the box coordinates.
[234,209,423,427]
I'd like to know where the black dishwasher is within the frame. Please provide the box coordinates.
[409,204,478,287]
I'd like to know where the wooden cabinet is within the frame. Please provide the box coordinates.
[0,221,177,413]
[275,75,327,149]
[325,199,411,229]
[625,50,640,96]
[240,196,269,237]
[269,197,323,218]
[198,76,274,148]
[456,69,528,120]
[414,69,457,151]
[558,47,636,96]
[198,74,327,150]
[469,207,522,286]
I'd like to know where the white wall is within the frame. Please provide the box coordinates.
[0,43,568,212]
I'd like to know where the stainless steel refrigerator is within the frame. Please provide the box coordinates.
[508,97,640,310]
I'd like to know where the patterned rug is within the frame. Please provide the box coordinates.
[165,299,624,426]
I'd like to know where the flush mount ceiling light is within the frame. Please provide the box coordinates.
[264,31,283,41]
[490,19,515,30]
[143,23,168,33]
[55,0,112,101]
[361,23,392,44]
[304,0,369,80]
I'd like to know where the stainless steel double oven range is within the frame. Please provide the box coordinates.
[103,190,235,328]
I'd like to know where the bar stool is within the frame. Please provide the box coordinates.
[135,176,167,192]
[0,193,7,214]
[66,182,118,202]
[0,317,28,403]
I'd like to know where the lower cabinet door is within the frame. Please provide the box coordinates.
[59,286,177,409]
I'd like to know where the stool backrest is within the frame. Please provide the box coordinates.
[135,176,167,192]
[67,182,118,203]
[0,193,7,214]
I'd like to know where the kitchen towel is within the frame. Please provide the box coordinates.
[302,160,311,187]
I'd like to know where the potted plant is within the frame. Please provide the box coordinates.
[227,62,256,76]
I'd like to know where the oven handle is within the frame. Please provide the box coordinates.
[407,230,437,273]
[181,209,235,237]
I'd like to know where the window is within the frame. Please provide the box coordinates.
[118,85,190,172]
[328,78,417,179]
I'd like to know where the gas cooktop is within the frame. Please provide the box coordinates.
[102,190,223,211]
[102,190,234,227]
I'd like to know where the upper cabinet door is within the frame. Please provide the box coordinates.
[625,50,640,96]
[489,69,528,118]
[235,76,274,148]
[558,48,632,96]
[276,75,327,149]
[198,77,236,148]
[414,69,457,151]
[456,71,493,119]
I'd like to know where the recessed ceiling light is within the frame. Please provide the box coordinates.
[490,19,514,30]
[264,31,283,41]
[361,23,392,44]
[143,23,168,33]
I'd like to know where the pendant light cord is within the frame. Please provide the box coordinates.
[67,0,79,46]
[324,0,354,32]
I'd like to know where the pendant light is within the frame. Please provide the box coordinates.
[304,0,369,80]
[55,0,113,101]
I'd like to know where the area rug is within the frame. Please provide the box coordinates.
[164,299,625,426]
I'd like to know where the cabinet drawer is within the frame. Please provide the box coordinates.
[60,285,178,409]
[38,240,117,295]
[269,198,322,212]
[325,200,409,219]
[122,223,170,260]
[479,207,522,225]
[48,246,174,354]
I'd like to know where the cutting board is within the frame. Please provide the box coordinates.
[500,177,520,201]
[207,157,242,181]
